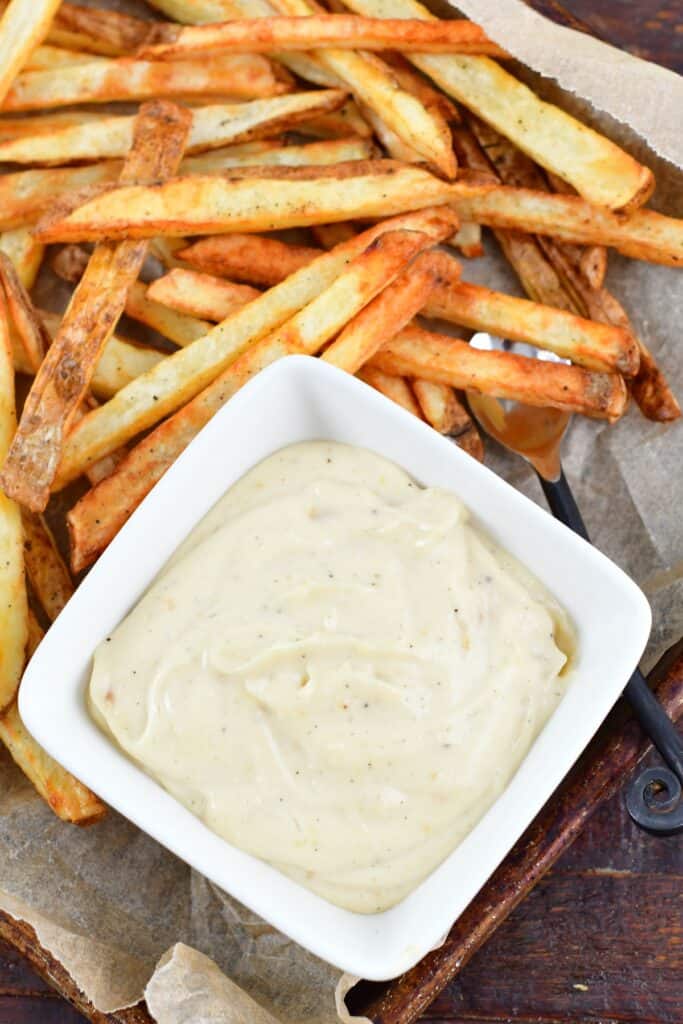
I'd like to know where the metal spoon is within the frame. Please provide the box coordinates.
[467,332,683,835]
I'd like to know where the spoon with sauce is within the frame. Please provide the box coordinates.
[467,333,683,835]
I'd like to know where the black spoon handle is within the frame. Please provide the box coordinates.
[538,469,683,834]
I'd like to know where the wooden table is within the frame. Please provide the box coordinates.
[2,3,681,1022]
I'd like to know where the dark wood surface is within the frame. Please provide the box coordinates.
[2,3,682,1023]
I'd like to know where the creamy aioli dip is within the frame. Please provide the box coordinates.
[90,442,572,913]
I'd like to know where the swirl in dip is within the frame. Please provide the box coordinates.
[90,442,572,913]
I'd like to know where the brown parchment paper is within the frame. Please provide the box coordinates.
[1,2,682,1021]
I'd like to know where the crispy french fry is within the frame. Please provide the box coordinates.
[125,281,210,347]
[0,253,49,373]
[23,44,106,70]
[3,54,291,111]
[448,221,483,258]
[21,511,72,622]
[381,51,459,124]
[424,278,639,375]
[185,135,375,171]
[46,1,155,56]
[147,270,259,321]
[298,98,371,138]
[0,690,106,823]
[36,161,458,242]
[340,0,653,211]
[0,101,192,512]
[0,0,62,106]
[412,378,482,446]
[141,15,506,59]
[65,214,457,564]
[268,0,456,176]
[38,306,166,403]
[0,162,121,232]
[323,248,450,373]
[0,294,27,712]
[360,101,422,163]
[0,89,346,164]
[312,221,357,249]
[178,234,322,286]
[0,228,44,290]
[370,325,628,421]
[0,109,104,141]
[357,366,422,417]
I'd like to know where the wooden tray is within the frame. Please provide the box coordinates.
[1,640,682,1024]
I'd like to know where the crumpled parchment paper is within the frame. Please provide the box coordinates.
[0,2,681,1021]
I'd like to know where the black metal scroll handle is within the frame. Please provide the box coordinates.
[538,471,683,835]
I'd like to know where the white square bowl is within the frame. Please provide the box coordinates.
[20,356,651,981]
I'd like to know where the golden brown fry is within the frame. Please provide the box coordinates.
[23,44,105,70]
[0,162,121,231]
[380,51,459,123]
[0,295,27,713]
[0,89,347,163]
[298,99,372,138]
[412,378,482,451]
[0,691,106,824]
[311,221,357,249]
[2,54,289,111]
[448,221,483,259]
[323,248,451,373]
[357,366,423,417]
[147,269,259,321]
[184,135,375,171]
[66,217,456,566]
[141,15,506,59]
[47,1,155,56]
[370,325,628,422]
[36,161,457,242]
[266,0,456,176]
[50,208,467,492]
[0,0,61,105]
[125,281,210,347]
[0,253,50,373]
[0,109,104,141]
[0,101,191,512]
[178,234,322,286]
[21,510,73,622]
[0,228,44,291]
[341,0,653,211]
[424,279,639,375]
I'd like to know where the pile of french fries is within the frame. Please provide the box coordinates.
[0,0,680,824]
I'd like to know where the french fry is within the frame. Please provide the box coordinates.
[263,0,456,176]
[36,161,458,242]
[0,89,347,163]
[23,44,105,70]
[0,0,62,106]
[298,99,371,138]
[140,15,507,59]
[46,1,155,56]
[125,281,210,347]
[147,270,259,321]
[38,306,166,403]
[448,221,483,259]
[370,325,628,421]
[0,101,192,512]
[424,278,639,375]
[0,294,27,712]
[184,135,375,171]
[360,102,422,163]
[178,234,322,286]
[340,0,653,211]
[0,162,121,232]
[357,366,422,417]
[0,229,44,290]
[3,54,290,112]
[0,254,49,373]
[381,51,459,124]
[323,248,450,373]
[0,693,106,823]
[21,511,73,622]
[412,378,483,455]
[0,109,104,141]
[65,214,458,563]
[312,221,357,249]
